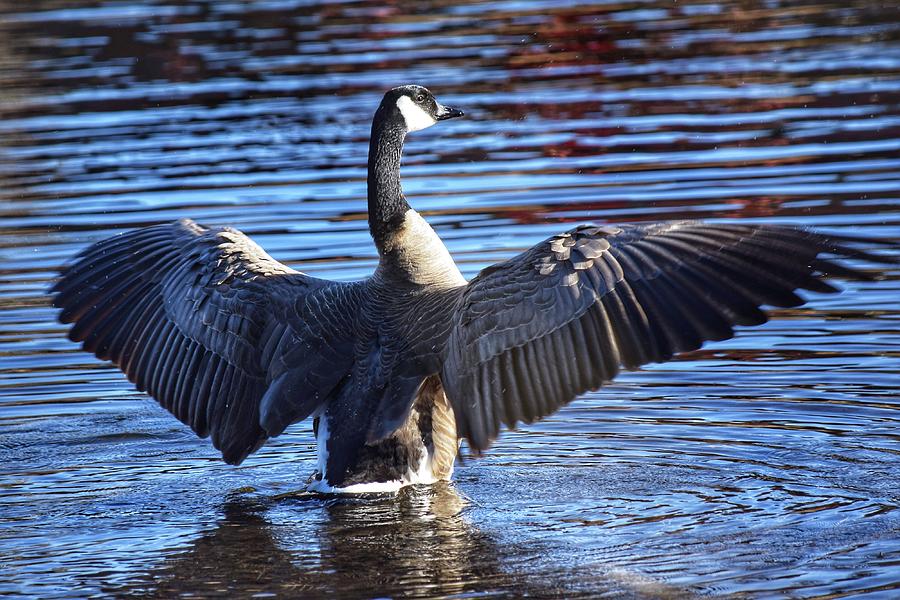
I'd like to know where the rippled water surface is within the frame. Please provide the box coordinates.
[2,0,899,597]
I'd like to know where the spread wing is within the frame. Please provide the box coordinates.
[441,222,895,452]
[52,219,359,464]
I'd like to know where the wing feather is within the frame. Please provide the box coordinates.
[52,219,355,464]
[509,346,534,423]
[498,351,521,427]
[442,222,896,452]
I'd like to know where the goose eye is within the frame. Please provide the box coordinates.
[415,94,426,103]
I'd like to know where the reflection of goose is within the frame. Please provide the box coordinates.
[108,488,503,598]
[111,489,696,598]
[52,85,894,493]
[312,485,484,596]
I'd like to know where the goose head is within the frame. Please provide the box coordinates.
[377,85,464,133]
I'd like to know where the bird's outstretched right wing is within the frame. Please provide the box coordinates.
[52,219,360,464]
[440,222,895,452]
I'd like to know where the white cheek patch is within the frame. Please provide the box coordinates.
[396,95,436,132]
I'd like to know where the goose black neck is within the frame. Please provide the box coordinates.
[367,113,410,250]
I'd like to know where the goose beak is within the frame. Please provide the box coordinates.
[436,104,464,121]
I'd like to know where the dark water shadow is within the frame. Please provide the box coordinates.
[107,483,690,599]
[105,484,503,598]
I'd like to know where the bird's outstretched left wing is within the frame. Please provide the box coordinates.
[52,219,358,464]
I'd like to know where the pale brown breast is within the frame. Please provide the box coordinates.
[380,209,467,288]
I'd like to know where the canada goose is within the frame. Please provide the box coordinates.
[52,85,894,494]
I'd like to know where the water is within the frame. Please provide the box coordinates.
[1,0,899,597]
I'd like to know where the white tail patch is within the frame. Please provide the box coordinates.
[307,450,437,495]
[307,477,406,495]
[306,413,438,495]
[396,96,436,132]
[307,456,436,495]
